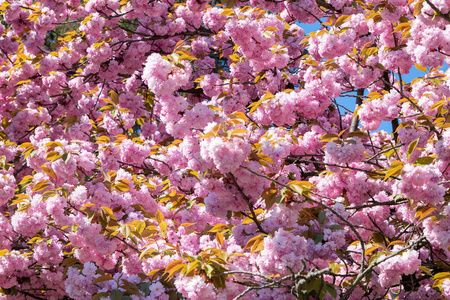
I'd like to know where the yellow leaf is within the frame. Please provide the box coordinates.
[101,206,115,218]
[320,133,339,142]
[178,54,197,61]
[15,79,31,87]
[248,99,264,113]
[81,15,92,25]
[114,182,130,192]
[93,40,105,48]
[288,180,312,188]
[156,209,164,224]
[364,47,378,56]
[414,0,424,16]
[185,260,200,276]
[364,245,381,256]
[335,15,351,27]
[415,207,435,221]
[19,175,33,186]
[216,232,224,247]
[254,73,265,83]
[164,259,184,274]
[433,272,450,280]
[430,100,445,111]
[136,221,145,234]
[46,151,61,161]
[414,63,427,72]
[388,240,409,247]
[384,161,404,180]
[114,135,127,143]
[0,2,10,11]
[42,190,56,200]
[230,111,249,122]
[166,264,186,281]
[231,129,248,135]
[139,248,158,260]
[15,194,30,200]
[265,26,279,31]
[33,180,51,192]
[348,131,369,138]
[303,59,318,66]
[349,240,361,247]
[419,266,432,275]
[41,166,57,179]
[45,141,63,149]
[407,138,419,161]
[27,237,42,244]
[187,169,199,180]
[242,217,254,225]
[81,203,96,209]
[96,136,110,144]
[257,153,274,164]
[159,221,168,232]
[244,235,265,254]
[209,223,229,233]
[193,75,205,83]
[251,238,264,254]
[393,22,411,33]
[329,263,341,274]
[19,142,33,149]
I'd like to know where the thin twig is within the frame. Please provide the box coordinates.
[341,236,426,300]
[228,173,267,234]
[424,0,450,22]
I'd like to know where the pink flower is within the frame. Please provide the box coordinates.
[200,135,251,173]
[377,249,421,288]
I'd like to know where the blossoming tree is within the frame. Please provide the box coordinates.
[1,0,450,299]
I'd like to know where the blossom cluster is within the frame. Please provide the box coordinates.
[0,0,450,299]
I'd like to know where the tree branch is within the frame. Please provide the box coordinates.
[340,236,426,300]
[424,0,450,22]
[349,88,364,132]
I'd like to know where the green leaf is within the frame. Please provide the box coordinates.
[137,282,151,296]
[318,211,326,224]
[328,224,344,230]
[110,289,123,300]
[325,283,338,298]
[314,234,324,244]
[93,292,109,300]
[62,152,71,163]
[414,156,435,165]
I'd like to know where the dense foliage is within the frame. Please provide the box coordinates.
[1,0,450,299]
